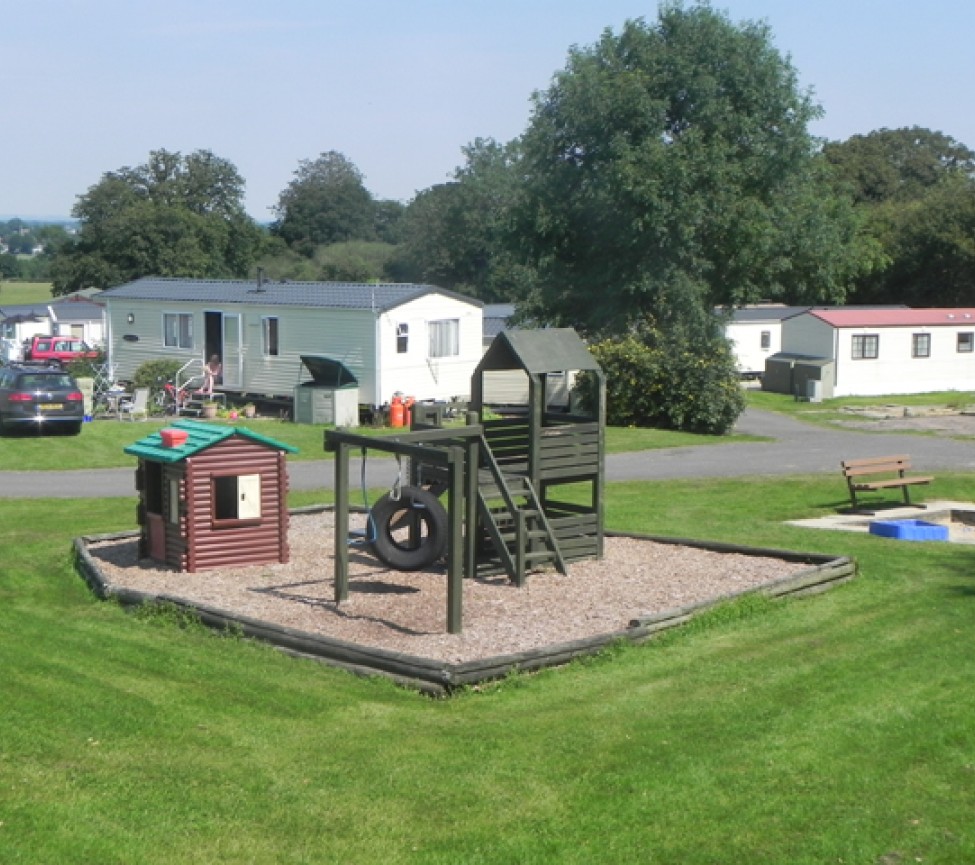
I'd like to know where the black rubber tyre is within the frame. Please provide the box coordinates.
[369,485,448,571]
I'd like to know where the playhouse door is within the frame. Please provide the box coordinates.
[146,512,166,562]
[222,314,242,388]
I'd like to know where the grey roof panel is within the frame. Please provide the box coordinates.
[0,299,103,321]
[100,277,482,312]
[726,306,811,323]
[482,303,515,339]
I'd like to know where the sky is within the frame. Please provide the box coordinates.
[3,0,974,222]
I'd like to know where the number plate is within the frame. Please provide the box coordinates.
[38,403,63,411]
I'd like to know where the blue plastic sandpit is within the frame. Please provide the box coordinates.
[869,519,948,542]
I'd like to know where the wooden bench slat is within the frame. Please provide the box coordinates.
[852,477,932,490]
[841,454,911,468]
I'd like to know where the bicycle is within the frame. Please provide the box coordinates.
[154,377,194,415]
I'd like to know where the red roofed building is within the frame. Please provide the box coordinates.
[776,308,975,397]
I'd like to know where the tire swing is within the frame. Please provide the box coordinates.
[369,456,448,571]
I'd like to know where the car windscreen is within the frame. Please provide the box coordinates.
[18,374,75,389]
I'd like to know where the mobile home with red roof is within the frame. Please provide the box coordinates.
[781,308,975,397]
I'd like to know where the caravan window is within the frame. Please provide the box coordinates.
[912,333,931,359]
[429,319,459,358]
[163,313,193,349]
[851,334,878,360]
[262,317,279,356]
[958,332,974,353]
[396,323,409,354]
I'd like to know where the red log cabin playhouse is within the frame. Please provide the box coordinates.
[124,420,298,573]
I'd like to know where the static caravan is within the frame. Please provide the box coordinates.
[779,307,975,397]
[722,305,811,378]
[100,277,483,409]
[0,298,105,359]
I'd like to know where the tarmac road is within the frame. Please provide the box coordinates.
[2,408,974,498]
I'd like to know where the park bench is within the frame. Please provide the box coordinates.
[840,455,933,510]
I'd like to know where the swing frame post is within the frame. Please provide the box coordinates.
[333,440,351,603]
[445,444,465,634]
[325,425,482,633]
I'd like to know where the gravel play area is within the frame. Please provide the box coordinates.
[85,510,814,664]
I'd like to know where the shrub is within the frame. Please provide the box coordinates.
[132,359,184,405]
[65,349,107,380]
[576,329,745,434]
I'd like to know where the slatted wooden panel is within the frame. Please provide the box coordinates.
[480,416,603,568]
[537,422,600,481]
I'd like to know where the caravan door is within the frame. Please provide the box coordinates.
[222,313,242,389]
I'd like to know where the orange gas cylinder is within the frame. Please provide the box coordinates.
[404,396,415,427]
[390,395,405,428]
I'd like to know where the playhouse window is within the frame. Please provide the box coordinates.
[168,478,180,525]
[958,332,974,353]
[213,474,262,524]
[163,313,193,349]
[912,333,931,358]
[396,322,409,353]
[851,334,879,359]
[429,319,459,358]
[262,317,279,356]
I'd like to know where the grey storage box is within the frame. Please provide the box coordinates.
[294,355,359,426]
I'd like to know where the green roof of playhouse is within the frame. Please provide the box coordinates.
[123,420,299,464]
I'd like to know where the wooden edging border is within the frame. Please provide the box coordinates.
[73,522,855,696]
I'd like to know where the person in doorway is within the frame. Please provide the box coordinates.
[203,354,222,395]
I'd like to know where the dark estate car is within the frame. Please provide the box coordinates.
[0,363,85,435]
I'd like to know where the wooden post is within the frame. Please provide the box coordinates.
[465,411,479,582]
[333,441,350,602]
[446,445,465,634]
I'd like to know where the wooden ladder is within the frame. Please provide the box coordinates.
[476,436,567,585]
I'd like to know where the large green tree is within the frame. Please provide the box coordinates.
[852,173,975,306]
[51,149,261,295]
[271,151,379,255]
[823,126,975,205]
[823,127,975,305]
[515,3,867,337]
[395,138,532,301]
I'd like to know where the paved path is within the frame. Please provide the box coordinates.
[604,408,975,481]
[2,408,973,498]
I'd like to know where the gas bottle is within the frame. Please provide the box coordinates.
[390,394,405,428]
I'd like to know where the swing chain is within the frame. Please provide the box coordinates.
[391,453,403,501]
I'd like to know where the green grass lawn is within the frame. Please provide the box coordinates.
[747,387,975,427]
[2,473,974,864]
[0,417,756,472]
[0,281,53,304]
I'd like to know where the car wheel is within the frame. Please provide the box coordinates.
[65,422,83,436]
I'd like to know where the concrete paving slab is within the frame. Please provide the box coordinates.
[787,500,975,544]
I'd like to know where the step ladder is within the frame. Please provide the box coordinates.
[476,437,567,585]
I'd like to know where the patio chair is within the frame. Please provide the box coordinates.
[118,387,150,421]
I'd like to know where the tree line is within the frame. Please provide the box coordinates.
[0,219,75,281]
[27,4,975,431]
